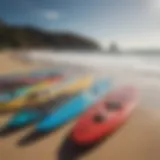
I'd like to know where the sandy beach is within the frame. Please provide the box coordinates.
[0,51,160,160]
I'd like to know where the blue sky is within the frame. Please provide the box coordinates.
[0,0,160,49]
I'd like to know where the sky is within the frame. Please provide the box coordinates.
[0,0,160,49]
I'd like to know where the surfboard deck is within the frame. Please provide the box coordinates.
[25,75,94,106]
[35,78,111,133]
[7,93,78,128]
[3,75,94,110]
[71,86,138,145]
[0,76,62,112]
[0,75,62,93]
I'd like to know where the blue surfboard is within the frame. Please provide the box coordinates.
[7,94,77,128]
[36,78,111,132]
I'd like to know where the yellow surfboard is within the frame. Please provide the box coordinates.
[0,77,62,112]
[26,75,94,106]
[2,75,94,111]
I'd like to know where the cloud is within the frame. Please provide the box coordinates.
[42,10,59,20]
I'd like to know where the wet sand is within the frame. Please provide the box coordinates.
[0,52,160,160]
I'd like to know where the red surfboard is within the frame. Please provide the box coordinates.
[72,86,138,145]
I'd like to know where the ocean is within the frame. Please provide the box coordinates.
[26,50,160,107]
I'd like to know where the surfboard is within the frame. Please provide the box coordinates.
[0,75,94,112]
[35,78,111,133]
[0,68,63,82]
[7,93,78,128]
[0,76,62,112]
[0,68,62,84]
[0,76,62,102]
[71,86,137,145]
[25,75,94,106]
[4,75,94,109]
[0,74,62,93]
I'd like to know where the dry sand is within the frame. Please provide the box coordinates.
[0,51,160,160]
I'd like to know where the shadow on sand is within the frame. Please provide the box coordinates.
[58,132,108,160]
[57,114,136,160]
[0,126,28,137]
[17,130,52,147]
